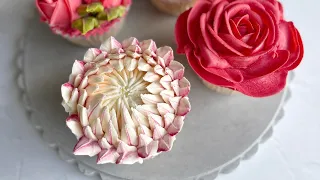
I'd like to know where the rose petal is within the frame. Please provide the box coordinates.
[73,136,101,157]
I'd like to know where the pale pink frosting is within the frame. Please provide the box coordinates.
[61,37,191,164]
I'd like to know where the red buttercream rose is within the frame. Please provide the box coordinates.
[84,0,131,8]
[175,0,304,97]
[36,0,82,28]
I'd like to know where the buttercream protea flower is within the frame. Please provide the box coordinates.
[61,37,191,164]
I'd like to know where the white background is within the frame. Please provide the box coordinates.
[0,0,319,180]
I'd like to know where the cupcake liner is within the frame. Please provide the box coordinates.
[202,79,237,95]
[151,0,197,16]
[58,17,125,47]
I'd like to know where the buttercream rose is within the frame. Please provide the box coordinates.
[36,0,81,28]
[175,0,304,97]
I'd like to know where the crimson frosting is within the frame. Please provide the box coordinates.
[175,0,304,97]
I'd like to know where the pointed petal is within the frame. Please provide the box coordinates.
[66,114,83,139]
[154,65,166,76]
[157,46,174,67]
[164,113,175,129]
[84,126,97,140]
[73,136,101,157]
[177,97,191,116]
[106,120,119,146]
[138,134,153,148]
[131,108,149,127]
[69,60,85,83]
[74,74,83,88]
[84,48,101,62]
[169,97,182,112]
[98,137,111,149]
[136,104,159,116]
[160,90,175,103]
[78,105,89,126]
[100,36,123,53]
[160,75,173,90]
[98,64,113,74]
[153,124,167,140]
[138,57,152,71]
[121,125,138,146]
[178,77,191,97]
[158,134,176,152]
[116,151,141,164]
[109,59,124,72]
[78,89,88,106]
[138,140,158,158]
[167,116,184,136]
[84,66,99,77]
[79,76,89,89]
[100,106,110,133]
[122,105,136,127]
[140,39,157,56]
[166,61,185,80]
[124,57,138,71]
[88,74,104,84]
[143,72,161,82]
[137,125,152,137]
[97,148,119,164]
[90,118,104,139]
[110,109,119,134]
[157,103,175,116]
[122,37,139,49]
[61,83,73,102]
[146,82,164,94]
[148,114,164,128]
[141,94,163,104]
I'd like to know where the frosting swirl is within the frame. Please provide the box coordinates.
[61,37,191,164]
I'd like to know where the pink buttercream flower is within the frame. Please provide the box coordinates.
[36,0,82,28]
[84,0,132,8]
[61,37,191,164]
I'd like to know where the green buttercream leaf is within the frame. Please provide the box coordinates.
[77,5,88,16]
[72,17,99,35]
[86,2,104,14]
[105,6,126,21]
[97,11,109,21]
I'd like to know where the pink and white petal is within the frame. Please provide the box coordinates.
[178,77,191,96]
[160,75,173,90]
[73,136,101,157]
[84,48,101,63]
[138,140,158,158]
[69,88,79,113]
[157,46,174,67]
[66,115,83,139]
[79,76,89,89]
[160,90,175,103]
[137,125,153,137]
[85,84,99,95]
[100,36,123,53]
[176,97,191,116]
[84,66,99,77]
[140,39,157,56]
[153,124,167,140]
[136,104,159,116]
[143,72,161,82]
[116,151,142,164]
[124,57,138,71]
[120,125,138,146]
[61,83,73,102]
[167,116,184,136]
[171,80,180,96]
[84,126,98,140]
[122,37,139,49]
[110,109,120,133]
[148,113,164,128]
[93,51,108,62]
[98,137,112,149]
[158,134,176,152]
[78,89,88,106]
[109,59,124,72]
[138,58,153,72]
[146,82,165,94]
[131,108,149,127]
[122,105,136,127]
[154,65,166,76]
[98,64,113,74]
[157,103,175,116]
[143,55,158,65]
[69,60,85,83]
[90,118,104,139]
[169,96,182,112]
[73,74,83,88]
[117,141,137,154]
[138,134,153,148]
[164,113,175,129]
[97,148,119,164]
[106,119,120,146]
[141,94,163,104]
[100,106,111,132]
[88,74,104,84]
[166,61,185,80]
[77,104,89,126]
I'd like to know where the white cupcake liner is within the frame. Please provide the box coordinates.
[59,17,125,47]
[151,0,197,16]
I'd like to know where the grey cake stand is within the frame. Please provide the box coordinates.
[13,1,291,180]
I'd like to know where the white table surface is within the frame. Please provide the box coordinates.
[0,0,319,180]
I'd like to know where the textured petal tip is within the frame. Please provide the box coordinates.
[73,137,101,157]
[100,36,123,53]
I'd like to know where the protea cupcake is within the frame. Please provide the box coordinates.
[36,0,131,47]
[175,0,304,97]
[61,37,191,164]
[151,0,197,16]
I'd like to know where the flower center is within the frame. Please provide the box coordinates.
[97,68,150,110]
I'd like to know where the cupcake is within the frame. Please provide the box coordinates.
[175,0,304,97]
[36,0,131,47]
[151,0,197,16]
[61,37,191,164]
